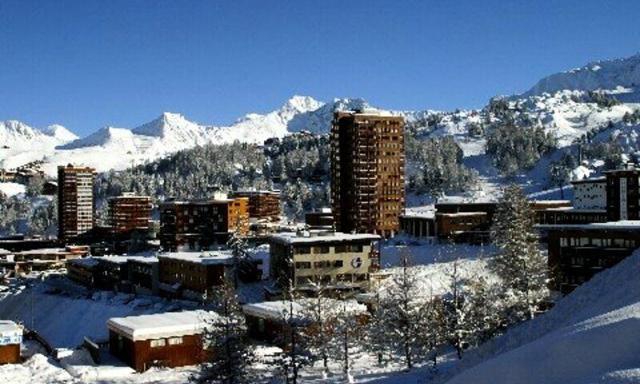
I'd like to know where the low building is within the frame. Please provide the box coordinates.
[305,208,334,230]
[66,257,99,286]
[231,190,281,221]
[157,251,233,298]
[243,299,367,343]
[3,246,88,275]
[538,221,640,294]
[0,321,22,364]
[269,231,380,295]
[399,207,436,242]
[108,194,152,234]
[159,197,249,252]
[107,310,215,372]
[94,256,130,290]
[127,257,159,295]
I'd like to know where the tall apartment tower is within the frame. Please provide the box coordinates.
[108,193,153,234]
[58,165,96,241]
[331,110,405,237]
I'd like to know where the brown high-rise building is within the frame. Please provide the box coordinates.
[108,193,153,234]
[230,190,281,221]
[331,110,405,237]
[159,196,249,252]
[58,165,96,241]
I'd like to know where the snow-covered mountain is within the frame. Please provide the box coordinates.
[523,53,640,98]
[0,120,78,171]
[3,52,640,178]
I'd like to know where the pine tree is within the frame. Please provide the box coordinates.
[301,280,334,379]
[193,278,253,384]
[490,184,548,321]
[364,292,391,367]
[330,298,364,383]
[274,284,311,384]
[380,249,426,370]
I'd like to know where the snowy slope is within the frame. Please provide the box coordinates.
[523,53,640,98]
[440,249,640,384]
[0,120,77,170]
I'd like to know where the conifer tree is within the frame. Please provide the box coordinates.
[194,278,253,384]
[491,184,548,321]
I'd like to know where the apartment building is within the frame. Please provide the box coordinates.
[57,165,96,241]
[269,231,380,294]
[331,110,405,237]
[231,190,281,221]
[108,193,152,234]
[159,197,249,251]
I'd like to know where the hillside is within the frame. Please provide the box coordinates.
[438,249,640,384]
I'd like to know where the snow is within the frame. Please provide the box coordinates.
[440,248,640,384]
[0,182,25,197]
[270,231,380,245]
[537,220,640,230]
[242,299,367,321]
[158,251,233,265]
[107,310,216,341]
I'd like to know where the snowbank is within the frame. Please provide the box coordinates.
[0,182,25,197]
[442,248,640,384]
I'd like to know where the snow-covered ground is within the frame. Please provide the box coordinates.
[436,248,640,384]
[0,182,25,197]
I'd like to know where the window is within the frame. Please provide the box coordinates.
[295,246,311,255]
[314,261,331,268]
[295,262,311,269]
[168,337,183,345]
[333,260,344,267]
[150,339,166,348]
[314,246,330,254]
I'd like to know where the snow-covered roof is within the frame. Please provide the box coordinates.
[242,299,367,322]
[536,220,640,230]
[107,310,217,341]
[541,207,607,213]
[270,231,380,245]
[402,205,436,219]
[571,177,606,184]
[157,251,234,265]
[438,212,488,217]
[0,320,22,343]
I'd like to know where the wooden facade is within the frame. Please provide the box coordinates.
[0,321,22,365]
[157,252,231,295]
[331,111,405,238]
[231,190,281,221]
[159,198,249,252]
[109,330,205,372]
[57,165,96,242]
[108,194,152,234]
[107,311,211,372]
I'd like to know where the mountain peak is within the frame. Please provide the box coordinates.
[282,95,324,113]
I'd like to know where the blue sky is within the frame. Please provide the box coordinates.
[1,0,639,136]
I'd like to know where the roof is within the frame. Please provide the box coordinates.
[536,220,640,231]
[571,177,606,184]
[242,299,367,322]
[157,251,234,265]
[0,320,22,338]
[67,257,100,268]
[107,310,218,341]
[438,212,488,217]
[402,205,436,219]
[269,231,380,245]
[541,207,607,213]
